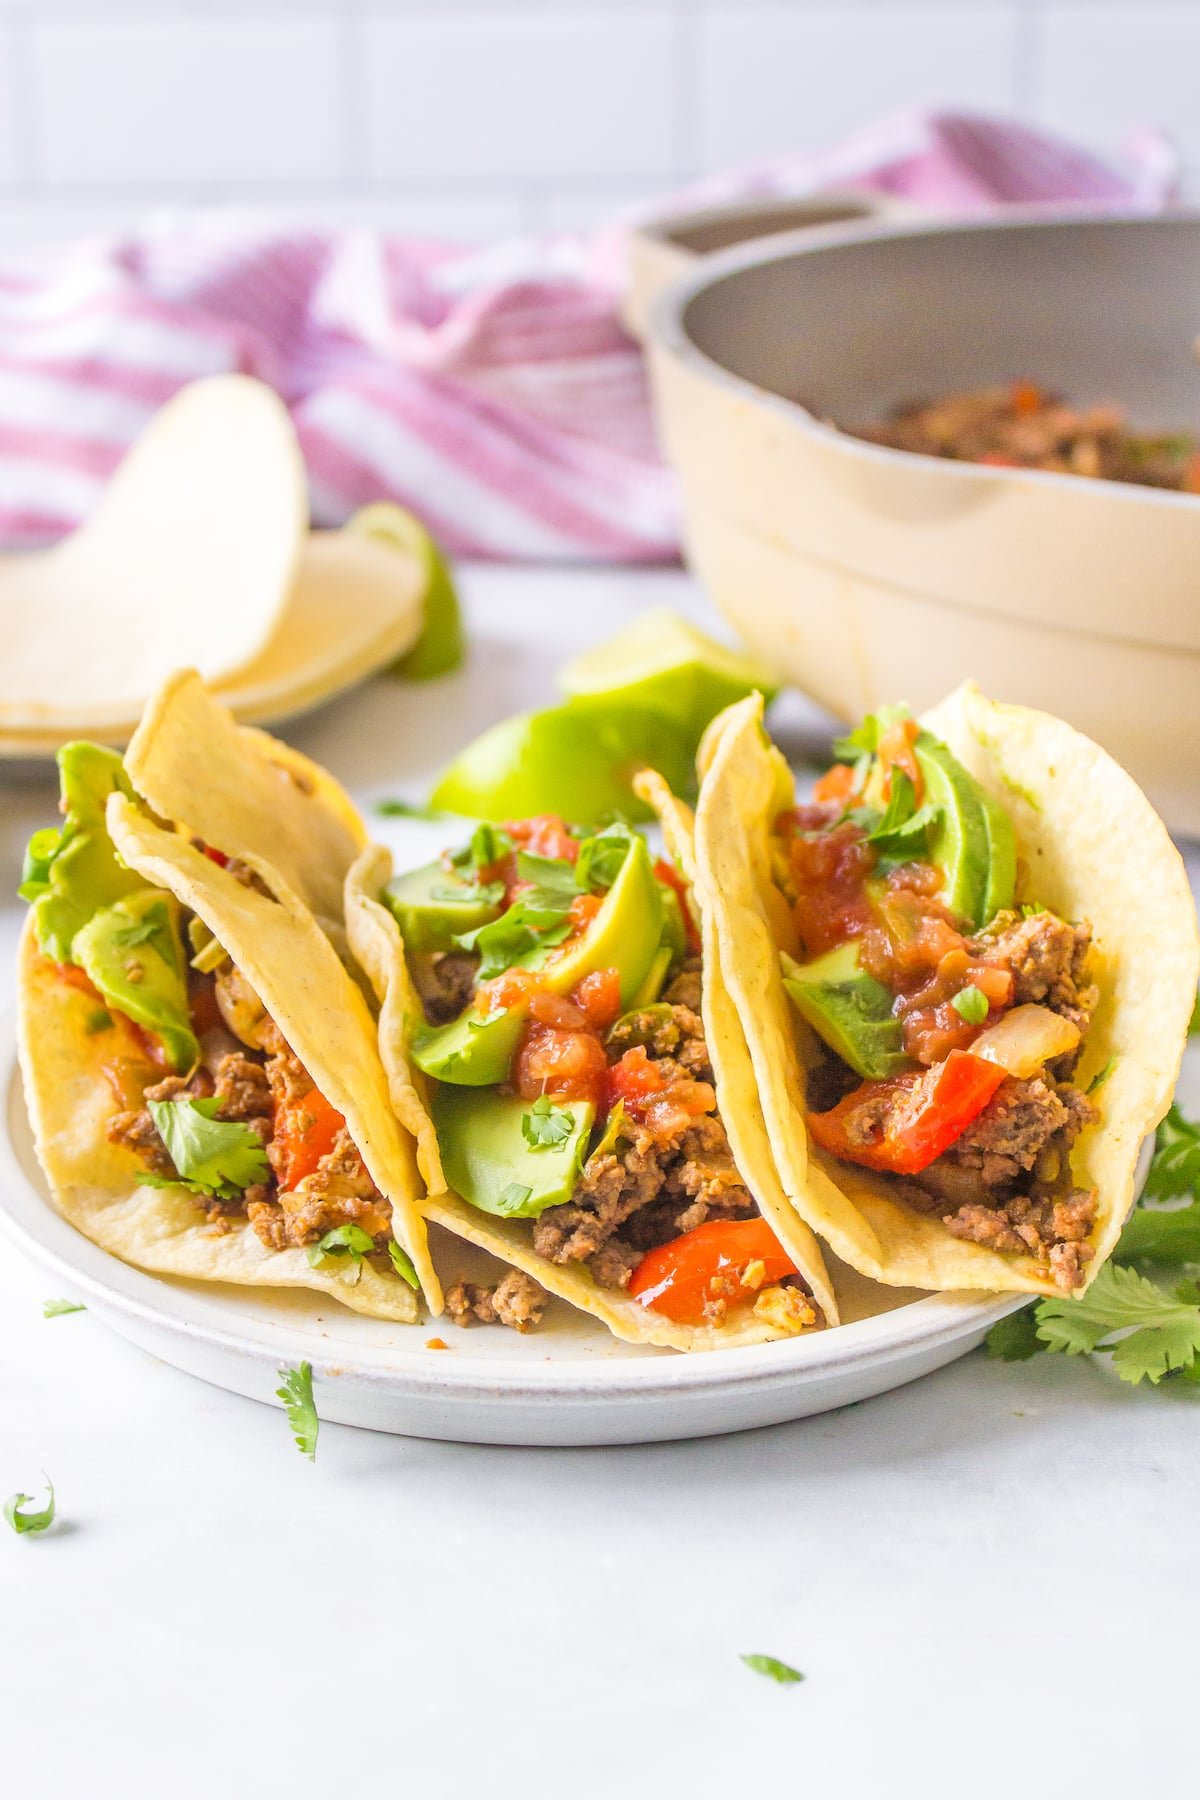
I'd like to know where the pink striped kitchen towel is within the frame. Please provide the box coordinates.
[0,112,1176,564]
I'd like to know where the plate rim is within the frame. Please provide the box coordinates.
[0,1012,1025,1403]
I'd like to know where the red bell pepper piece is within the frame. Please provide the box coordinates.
[808,1050,1006,1176]
[629,1216,798,1324]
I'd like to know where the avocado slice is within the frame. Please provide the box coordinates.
[913,733,991,928]
[73,889,198,1072]
[432,1084,596,1217]
[385,859,505,956]
[782,942,911,1081]
[411,834,664,1086]
[977,786,1016,925]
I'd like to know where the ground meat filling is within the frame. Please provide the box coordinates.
[413,951,480,1025]
[445,1271,548,1332]
[530,963,759,1290]
[107,968,393,1253]
[904,912,1101,1289]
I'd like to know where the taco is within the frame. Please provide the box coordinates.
[17,677,440,1320]
[694,684,1200,1297]
[346,777,839,1348]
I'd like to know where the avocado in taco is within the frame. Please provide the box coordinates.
[695,684,1199,1298]
[17,678,440,1320]
[346,776,838,1348]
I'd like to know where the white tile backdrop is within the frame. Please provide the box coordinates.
[0,0,1192,250]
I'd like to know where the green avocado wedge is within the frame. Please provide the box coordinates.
[432,1085,596,1218]
[73,889,198,1072]
[410,835,665,1086]
[782,943,911,1081]
[978,785,1017,925]
[913,733,991,928]
[384,860,505,956]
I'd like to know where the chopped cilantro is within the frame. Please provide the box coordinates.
[42,1298,85,1318]
[429,879,505,906]
[4,1476,55,1536]
[495,1181,534,1215]
[514,850,585,909]
[388,1240,420,1290]
[450,823,513,883]
[109,899,178,970]
[575,822,635,892]
[1087,1057,1116,1096]
[375,799,463,822]
[84,1008,112,1035]
[740,1653,804,1685]
[831,703,911,763]
[306,1223,376,1281]
[522,1095,575,1150]
[866,771,940,864]
[951,985,989,1025]
[454,902,574,981]
[276,1362,319,1460]
[144,1097,270,1200]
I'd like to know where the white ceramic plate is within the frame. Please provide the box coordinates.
[0,1015,1037,1446]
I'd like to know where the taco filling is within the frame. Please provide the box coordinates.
[776,708,1099,1291]
[23,741,418,1291]
[389,813,821,1334]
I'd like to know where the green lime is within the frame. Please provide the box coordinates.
[429,697,696,826]
[558,608,778,734]
[347,502,465,680]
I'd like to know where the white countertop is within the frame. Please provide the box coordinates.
[2,565,1195,1797]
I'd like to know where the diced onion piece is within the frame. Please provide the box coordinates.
[971,1004,1080,1080]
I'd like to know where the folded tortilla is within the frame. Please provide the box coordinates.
[346,772,839,1350]
[17,676,439,1320]
[694,683,1200,1297]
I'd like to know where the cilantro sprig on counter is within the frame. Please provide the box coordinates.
[987,1101,1200,1387]
[4,1477,56,1537]
[277,1363,319,1461]
[741,1653,804,1685]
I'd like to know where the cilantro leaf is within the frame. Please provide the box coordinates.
[276,1362,319,1460]
[831,703,911,763]
[1190,990,1200,1035]
[1035,1262,1200,1384]
[866,771,940,863]
[1087,1057,1115,1095]
[522,1095,575,1150]
[1116,1201,1200,1268]
[514,850,584,908]
[740,1653,804,1685]
[951,985,989,1025]
[388,1240,420,1290]
[985,1304,1041,1361]
[429,879,505,907]
[146,1097,270,1200]
[109,899,179,971]
[450,823,513,883]
[495,1181,534,1215]
[306,1223,375,1280]
[575,822,635,892]
[1143,1104,1200,1202]
[454,902,573,981]
[42,1298,85,1318]
[4,1476,55,1536]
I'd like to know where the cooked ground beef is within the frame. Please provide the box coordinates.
[111,969,395,1257]
[445,1270,547,1332]
[972,910,1098,1038]
[413,951,480,1025]
[909,1075,1098,1289]
[531,988,757,1290]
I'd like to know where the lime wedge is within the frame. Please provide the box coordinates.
[429,697,696,826]
[347,502,465,680]
[558,608,779,732]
